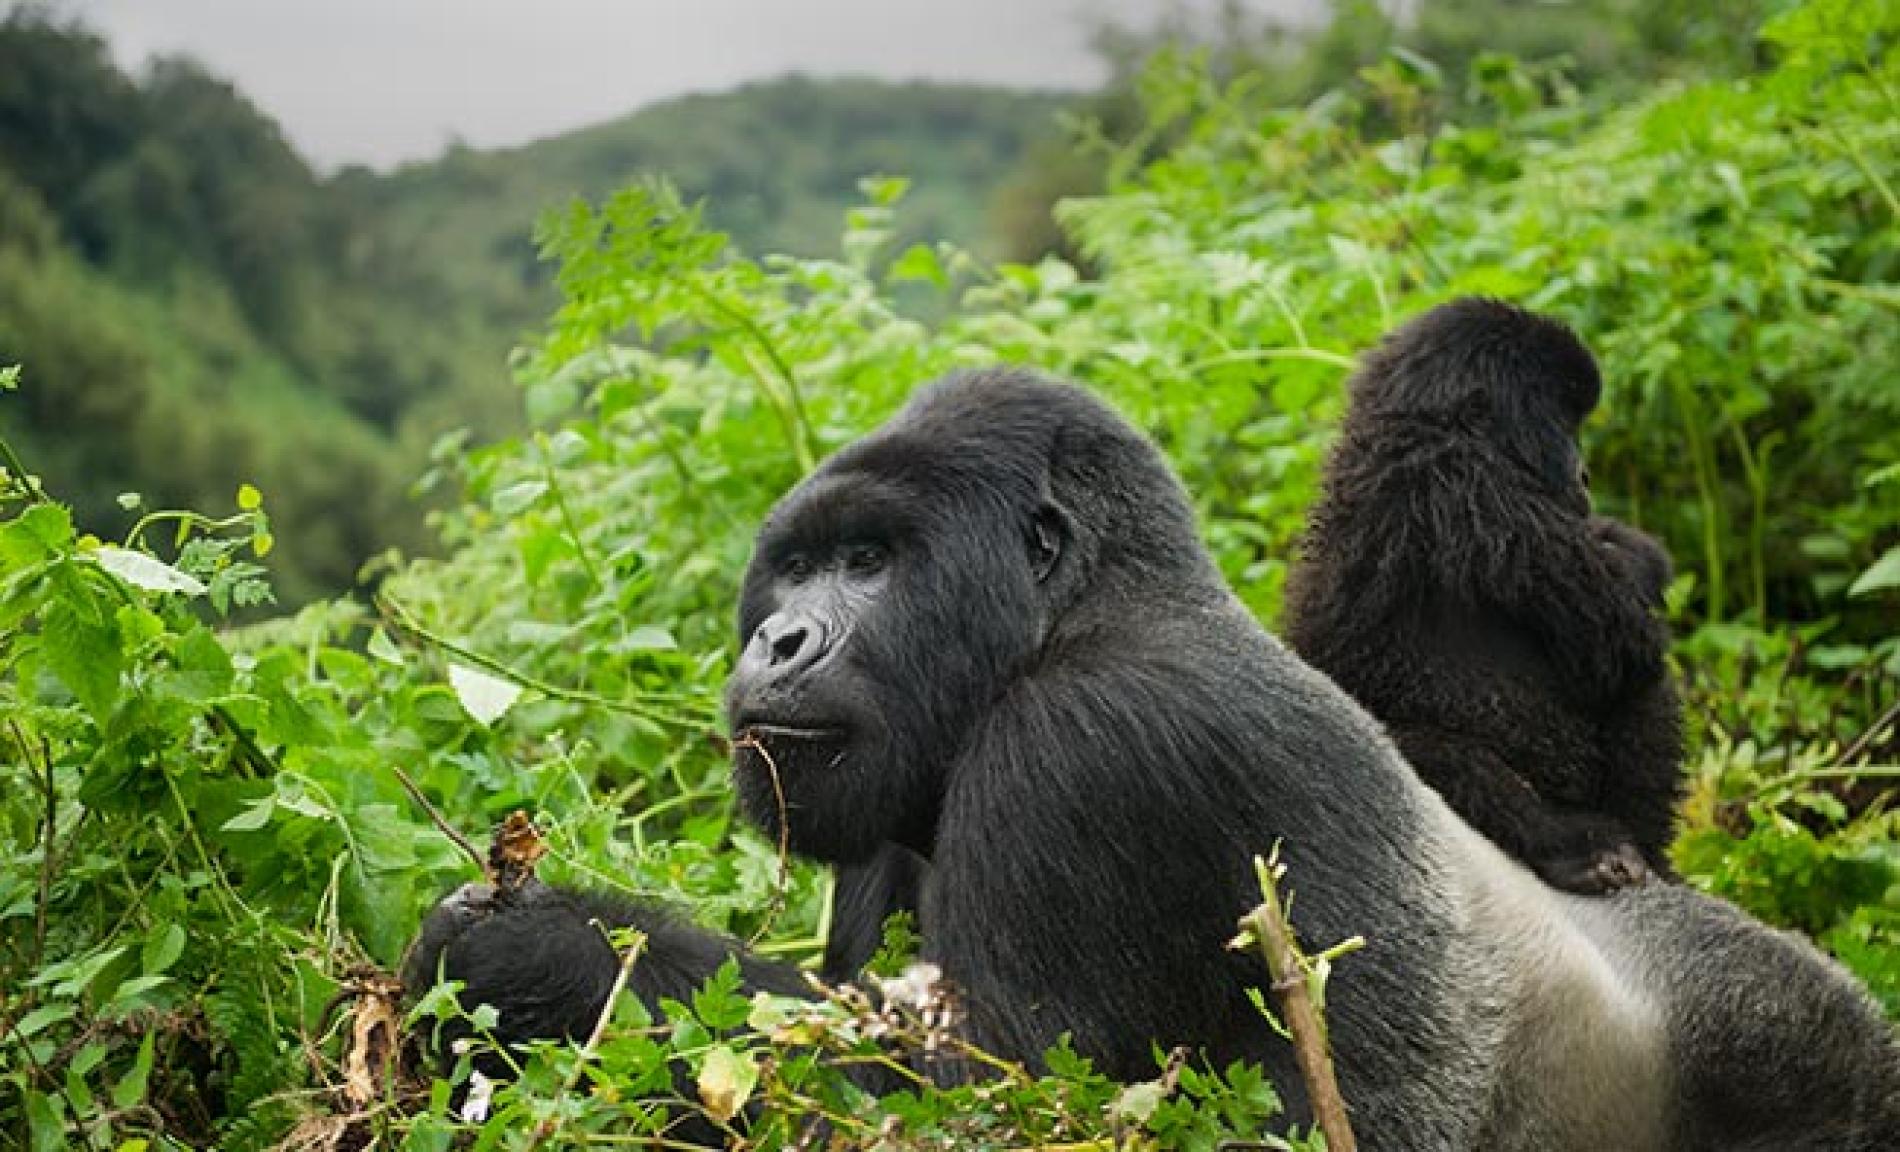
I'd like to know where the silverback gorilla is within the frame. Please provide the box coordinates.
[409,368,1899,1150]
[1284,298,1684,893]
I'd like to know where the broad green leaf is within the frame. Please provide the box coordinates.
[366,626,405,665]
[617,625,677,652]
[222,797,276,832]
[42,598,123,719]
[92,546,208,596]
[2,503,73,567]
[110,1032,155,1110]
[490,480,548,516]
[143,922,186,975]
[697,1044,759,1123]
[448,662,523,726]
[1847,547,1900,598]
[108,975,172,1006]
[14,1002,77,1038]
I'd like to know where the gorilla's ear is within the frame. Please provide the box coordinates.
[1028,502,1070,583]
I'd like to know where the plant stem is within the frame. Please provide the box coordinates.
[1236,852,1357,1152]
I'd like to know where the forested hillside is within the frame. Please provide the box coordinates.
[0,11,1065,601]
[1,0,1897,1148]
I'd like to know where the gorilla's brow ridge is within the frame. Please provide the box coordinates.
[765,471,921,555]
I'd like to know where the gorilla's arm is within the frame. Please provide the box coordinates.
[403,880,813,1057]
[823,845,928,982]
[1589,515,1672,608]
[1389,726,1649,893]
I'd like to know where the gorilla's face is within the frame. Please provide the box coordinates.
[725,435,1059,864]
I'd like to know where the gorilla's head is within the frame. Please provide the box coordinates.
[724,368,1211,862]
[1349,297,1602,511]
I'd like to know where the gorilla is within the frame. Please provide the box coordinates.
[822,843,927,980]
[1283,298,1683,893]
[409,367,1898,1150]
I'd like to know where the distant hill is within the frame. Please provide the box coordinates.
[0,10,1072,601]
[364,77,1071,337]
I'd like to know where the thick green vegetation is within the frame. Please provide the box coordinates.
[1,0,1896,1148]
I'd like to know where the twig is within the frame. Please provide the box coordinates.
[526,930,647,1150]
[377,593,708,729]
[1233,850,1358,1152]
[11,722,55,969]
[387,760,485,873]
[732,733,793,944]
[1839,698,1900,768]
[535,434,607,595]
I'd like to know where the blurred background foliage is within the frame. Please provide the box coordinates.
[0,0,1896,1147]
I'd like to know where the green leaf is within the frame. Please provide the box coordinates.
[447,662,523,726]
[490,480,548,516]
[1847,547,1900,598]
[858,174,910,206]
[4,503,73,565]
[93,546,208,597]
[890,243,948,288]
[366,626,405,665]
[696,1044,759,1123]
[617,625,678,652]
[25,1089,64,1152]
[14,1002,77,1038]
[221,797,276,832]
[42,598,123,719]
[143,923,186,975]
[110,1032,155,1111]
[108,975,172,1006]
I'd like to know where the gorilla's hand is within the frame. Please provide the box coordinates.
[1534,816,1653,895]
[1590,516,1672,609]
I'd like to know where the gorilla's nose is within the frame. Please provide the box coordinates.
[742,610,831,680]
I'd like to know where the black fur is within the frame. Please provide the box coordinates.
[1284,298,1684,893]
[410,367,1899,1149]
[822,844,927,981]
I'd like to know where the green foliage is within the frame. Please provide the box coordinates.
[2,0,1897,1145]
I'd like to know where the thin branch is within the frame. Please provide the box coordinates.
[377,593,709,728]
[526,930,648,1150]
[536,434,607,595]
[732,733,793,945]
[387,760,485,874]
[1233,850,1358,1152]
[1839,699,1900,767]
[11,722,55,970]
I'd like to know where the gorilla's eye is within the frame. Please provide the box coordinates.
[782,553,816,583]
[843,543,889,577]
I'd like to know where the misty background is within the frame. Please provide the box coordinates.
[66,0,1321,169]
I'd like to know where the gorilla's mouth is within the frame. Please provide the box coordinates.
[731,722,851,774]
[735,722,846,744]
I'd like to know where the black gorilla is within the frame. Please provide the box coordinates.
[1284,298,1683,893]
[822,843,927,980]
[411,368,1898,1149]
[402,880,810,1051]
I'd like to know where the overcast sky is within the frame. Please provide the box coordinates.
[49,0,1312,171]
